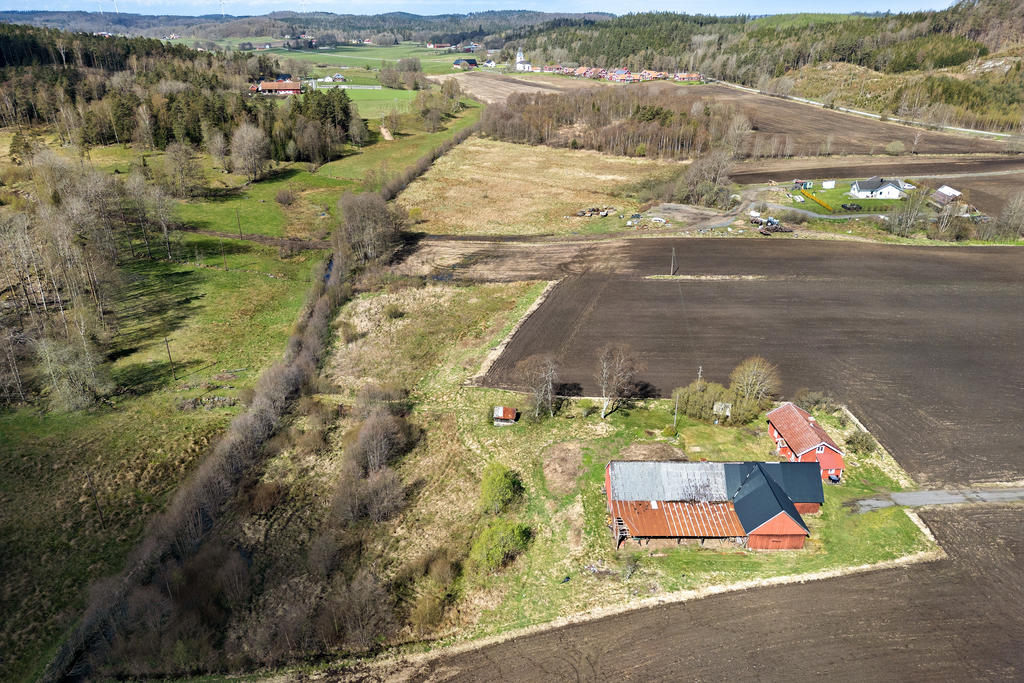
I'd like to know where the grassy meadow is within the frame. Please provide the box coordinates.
[398,137,672,236]
[0,79,481,679]
[0,237,319,681]
[266,43,469,75]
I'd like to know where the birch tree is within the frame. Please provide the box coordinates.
[596,344,638,418]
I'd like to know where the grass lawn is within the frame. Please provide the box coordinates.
[317,102,481,183]
[267,43,466,75]
[0,238,321,682]
[344,87,418,118]
[319,278,932,656]
[398,137,672,236]
[789,181,908,215]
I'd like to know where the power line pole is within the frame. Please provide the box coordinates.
[236,207,242,239]
[220,238,228,270]
[673,389,679,429]
[670,247,676,275]
[164,336,177,380]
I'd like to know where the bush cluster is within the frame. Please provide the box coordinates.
[846,430,877,455]
[479,462,525,514]
[469,520,532,573]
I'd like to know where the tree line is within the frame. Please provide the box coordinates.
[479,86,750,161]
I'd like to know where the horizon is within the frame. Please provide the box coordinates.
[0,2,954,20]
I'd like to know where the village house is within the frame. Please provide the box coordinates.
[254,80,301,95]
[606,461,823,550]
[766,402,845,481]
[427,42,451,49]
[850,176,912,199]
[452,58,477,70]
[674,72,702,82]
[931,185,963,207]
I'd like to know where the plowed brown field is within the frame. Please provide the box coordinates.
[480,239,1024,486]
[396,505,1024,682]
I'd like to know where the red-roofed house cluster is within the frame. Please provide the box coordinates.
[766,402,846,482]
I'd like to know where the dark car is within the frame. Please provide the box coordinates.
[842,203,863,211]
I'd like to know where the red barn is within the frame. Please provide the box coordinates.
[767,402,845,482]
[605,461,822,550]
[256,80,301,95]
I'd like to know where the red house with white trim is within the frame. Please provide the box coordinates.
[766,402,845,482]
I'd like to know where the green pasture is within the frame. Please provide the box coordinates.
[0,237,320,681]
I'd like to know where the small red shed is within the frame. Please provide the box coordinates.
[766,402,845,481]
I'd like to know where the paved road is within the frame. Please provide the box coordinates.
[857,487,1024,512]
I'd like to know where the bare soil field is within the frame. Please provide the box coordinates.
[397,505,1024,682]
[398,138,670,236]
[922,171,1024,216]
[430,71,605,103]
[728,153,1024,185]
[480,239,1024,486]
[657,83,1009,157]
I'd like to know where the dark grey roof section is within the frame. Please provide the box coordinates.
[724,462,823,504]
[607,461,728,501]
[732,464,809,535]
[855,176,899,191]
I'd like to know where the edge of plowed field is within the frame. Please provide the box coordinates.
[361,511,944,681]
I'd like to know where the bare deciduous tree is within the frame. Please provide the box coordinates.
[596,344,638,418]
[728,356,780,404]
[517,353,558,418]
[231,122,270,182]
[162,142,203,198]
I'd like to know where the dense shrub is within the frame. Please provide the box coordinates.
[479,462,524,514]
[794,389,837,413]
[275,187,297,205]
[846,430,877,455]
[469,520,532,573]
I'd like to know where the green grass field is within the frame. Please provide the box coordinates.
[266,43,463,75]
[0,237,321,681]
[343,87,418,118]
[787,182,908,215]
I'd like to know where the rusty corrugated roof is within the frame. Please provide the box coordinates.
[611,499,746,538]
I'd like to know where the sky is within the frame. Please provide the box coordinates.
[1,0,953,17]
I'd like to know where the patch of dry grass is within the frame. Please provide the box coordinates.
[397,138,672,236]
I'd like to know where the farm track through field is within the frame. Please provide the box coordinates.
[393,505,1023,681]
[175,225,330,250]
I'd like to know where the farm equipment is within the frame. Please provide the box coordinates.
[576,206,615,217]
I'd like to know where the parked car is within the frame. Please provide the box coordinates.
[842,203,863,211]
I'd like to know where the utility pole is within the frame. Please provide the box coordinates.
[670,247,676,276]
[697,365,702,384]
[236,207,242,239]
[86,470,106,529]
[220,238,227,270]
[164,336,177,380]
[673,389,679,429]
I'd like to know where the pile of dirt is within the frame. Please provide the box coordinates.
[620,442,687,462]
[542,441,583,496]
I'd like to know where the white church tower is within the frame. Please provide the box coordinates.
[515,46,531,72]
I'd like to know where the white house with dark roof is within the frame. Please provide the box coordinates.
[850,176,911,199]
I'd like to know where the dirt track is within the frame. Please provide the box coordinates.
[475,239,1024,486]
[397,505,1023,682]
[728,154,1024,185]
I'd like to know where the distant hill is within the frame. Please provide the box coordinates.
[0,9,614,44]
[507,1,1023,131]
